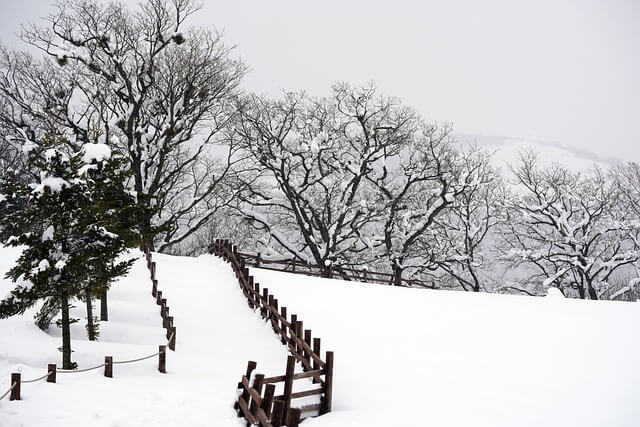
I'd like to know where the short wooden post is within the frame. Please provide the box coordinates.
[304,329,312,370]
[256,252,261,268]
[283,356,295,421]
[320,351,334,414]
[168,326,176,351]
[313,338,321,383]
[249,373,265,418]
[280,307,288,344]
[286,407,301,427]
[268,294,274,319]
[236,361,257,415]
[158,345,166,373]
[271,298,279,332]
[161,298,167,312]
[289,315,297,349]
[262,383,276,418]
[291,257,296,272]
[272,400,285,427]
[156,290,162,305]
[9,373,20,401]
[104,356,113,378]
[47,364,56,383]
[262,288,269,319]
[150,262,156,280]
[296,321,304,360]
[152,279,158,297]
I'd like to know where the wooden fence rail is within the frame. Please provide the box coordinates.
[209,239,334,426]
[234,250,434,288]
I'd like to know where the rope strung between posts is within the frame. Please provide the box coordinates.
[21,371,54,383]
[1,330,175,402]
[0,382,17,401]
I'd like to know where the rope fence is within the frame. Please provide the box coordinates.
[1,247,176,402]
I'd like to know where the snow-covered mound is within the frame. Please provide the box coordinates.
[456,133,621,172]
[251,268,640,427]
[0,248,291,427]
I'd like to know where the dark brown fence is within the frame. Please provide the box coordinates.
[209,239,334,427]
[234,250,432,288]
[1,247,175,402]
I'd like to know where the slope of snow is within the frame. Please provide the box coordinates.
[0,248,292,427]
[251,268,640,427]
[3,246,639,426]
[455,133,622,172]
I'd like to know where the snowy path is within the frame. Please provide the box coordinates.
[252,268,640,427]
[0,249,290,426]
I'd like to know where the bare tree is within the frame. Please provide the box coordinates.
[367,128,493,287]
[233,83,418,273]
[497,151,639,299]
[14,0,247,249]
[428,149,503,292]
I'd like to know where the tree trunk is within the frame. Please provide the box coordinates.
[85,289,96,341]
[587,281,598,300]
[392,263,403,286]
[100,289,108,321]
[60,294,73,369]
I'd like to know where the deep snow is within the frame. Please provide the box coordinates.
[2,246,639,426]
[251,268,640,427]
[0,248,293,426]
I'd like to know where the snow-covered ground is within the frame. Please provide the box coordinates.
[2,247,640,426]
[0,248,292,427]
[251,268,640,427]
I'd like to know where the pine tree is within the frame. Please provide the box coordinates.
[0,135,139,369]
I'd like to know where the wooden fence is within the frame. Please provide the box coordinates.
[234,250,433,288]
[209,239,334,427]
[1,247,175,402]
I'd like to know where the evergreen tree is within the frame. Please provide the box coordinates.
[0,136,139,369]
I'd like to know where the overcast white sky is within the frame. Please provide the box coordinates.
[1,0,638,161]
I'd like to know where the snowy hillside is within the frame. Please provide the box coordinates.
[2,246,639,426]
[0,248,292,426]
[250,268,640,427]
[455,133,622,172]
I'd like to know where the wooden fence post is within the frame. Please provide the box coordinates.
[320,351,334,414]
[256,252,261,267]
[313,338,321,383]
[150,262,156,280]
[289,315,297,349]
[304,329,312,370]
[236,361,257,416]
[104,356,113,378]
[291,257,296,272]
[9,373,20,401]
[272,400,285,427]
[283,356,295,422]
[286,407,301,427]
[152,279,158,297]
[158,345,166,373]
[296,320,303,360]
[262,288,269,319]
[280,307,288,344]
[249,374,265,418]
[47,364,56,383]
[156,290,162,305]
[168,326,176,351]
[262,383,276,419]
